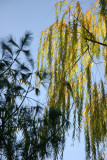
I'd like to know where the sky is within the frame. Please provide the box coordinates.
[0,0,97,160]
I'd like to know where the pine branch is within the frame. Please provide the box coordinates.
[0,53,20,75]
[23,101,74,160]
[0,72,33,127]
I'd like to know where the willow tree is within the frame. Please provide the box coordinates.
[36,0,107,159]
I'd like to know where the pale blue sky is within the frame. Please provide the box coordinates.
[0,0,96,159]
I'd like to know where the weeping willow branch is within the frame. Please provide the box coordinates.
[85,38,107,47]
[76,16,107,47]
[71,46,89,70]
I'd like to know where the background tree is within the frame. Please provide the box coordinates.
[36,0,107,159]
[0,32,69,160]
[0,32,35,159]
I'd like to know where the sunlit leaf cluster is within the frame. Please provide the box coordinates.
[36,0,107,159]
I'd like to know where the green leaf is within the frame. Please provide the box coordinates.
[1,42,13,55]
[21,72,32,80]
[35,105,43,114]
[35,88,40,95]
[20,32,33,48]
[22,50,31,57]
[0,61,5,71]
[0,78,9,89]
[8,36,19,48]
[13,85,26,94]
[21,64,30,72]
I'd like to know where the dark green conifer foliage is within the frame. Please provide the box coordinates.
[0,33,69,160]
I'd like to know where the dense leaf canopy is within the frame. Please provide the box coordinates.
[36,0,107,159]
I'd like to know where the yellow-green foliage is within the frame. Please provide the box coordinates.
[36,0,107,159]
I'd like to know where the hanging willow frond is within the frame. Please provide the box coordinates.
[36,0,107,159]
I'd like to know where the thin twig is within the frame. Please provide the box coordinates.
[85,38,107,47]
